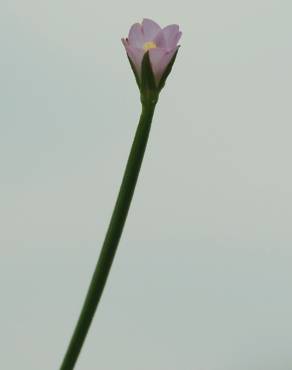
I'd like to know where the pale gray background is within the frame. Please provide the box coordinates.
[1,0,292,369]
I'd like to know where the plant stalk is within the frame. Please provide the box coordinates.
[59,100,157,370]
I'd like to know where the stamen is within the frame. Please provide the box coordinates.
[143,41,157,51]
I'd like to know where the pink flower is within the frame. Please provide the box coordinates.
[122,19,182,87]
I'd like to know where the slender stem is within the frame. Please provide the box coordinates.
[59,101,157,370]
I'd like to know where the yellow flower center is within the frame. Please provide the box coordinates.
[143,41,157,51]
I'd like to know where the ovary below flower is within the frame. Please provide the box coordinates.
[122,18,182,87]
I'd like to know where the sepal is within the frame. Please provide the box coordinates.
[127,55,141,89]
[158,48,179,91]
[139,51,159,106]
[140,51,157,94]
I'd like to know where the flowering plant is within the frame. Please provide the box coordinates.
[59,19,181,370]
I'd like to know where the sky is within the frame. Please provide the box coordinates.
[1,0,292,369]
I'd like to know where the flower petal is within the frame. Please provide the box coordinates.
[161,25,182,49]
[128,23,145,48]
[153,29,167,48]
[142,18,161,41]
[148,48,167,84]
[149,47,178,84]
[122,40,145,77]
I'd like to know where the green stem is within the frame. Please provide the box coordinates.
[59,100,157,370]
